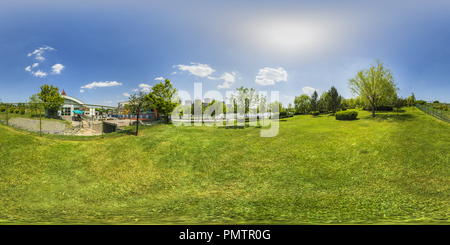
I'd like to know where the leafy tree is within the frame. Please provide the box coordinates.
[28,94,41,116]
[191,99,204,120]
[20,107,25,115]
[127,91,153,136]
[327,86,340,115]
[258,94,268,124]
[348,98,355,108]
[309,90,319,116]
[9,106,15,113]
[228,86,258,116]
[407,93,416,111]
[294,94,310,114]
[348,59,399,117]
[37,84,64,118]
[393,95,404,115]
[145,79,179,123]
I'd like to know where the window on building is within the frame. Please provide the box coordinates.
[61,107,71,116]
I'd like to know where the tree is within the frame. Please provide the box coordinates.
[127,91,153,136]
[20,107,25,115]
[327,86,340,115]
[228,86,258,116]
[393,95,404,116]
[309,90,319,116]
[37,84,64,118]
[28,94,41,116]
[145,79,179,123]
[259,94,268,124]
[407,93,416,111]
[294,94,310,114]
[348,59,399,117]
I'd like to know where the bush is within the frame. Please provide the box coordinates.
[20,107,25,115]
[309,111,319,116]
[279,111,288,118]
[14,109,20,114]
[434,100,440,103]
[9,107,15,113]
[0,106,5,112]
[335,111,358,120]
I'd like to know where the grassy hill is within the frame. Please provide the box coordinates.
[1,108,450,224]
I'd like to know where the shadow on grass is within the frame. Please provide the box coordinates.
[362,113,416,122]
[336,118,361,121]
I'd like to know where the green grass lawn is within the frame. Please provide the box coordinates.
[1,107,450,224]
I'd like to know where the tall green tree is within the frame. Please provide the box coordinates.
[145,79,179,123]
[128,91,153,136]
[327,86,341,115]
[228,86,258,116]
[28,93,41,116]
[407,93,416,111]
[393,94,404,116]
[309,90,319,116]
[294,94,310,114]
[348,59,399,117]
[37,84,64,118]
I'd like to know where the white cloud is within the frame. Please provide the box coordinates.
[25,66,31,72]
[170,71,177,75]
[80,90,84,93]
[81,81,122,89]
[32,63,39,68]
[208,72,236,89]
[175,62,215,77]
[302,86,318,95]
[27,46,55,62]
[255,67,288,86]
[138,83,152,92]
[155,77,164,80]
[123,93,130,97]
[33,70,47,78]
[51,64,65,75]
[131,89,139,92]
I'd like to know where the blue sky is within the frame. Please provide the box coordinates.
[1,0,450,107]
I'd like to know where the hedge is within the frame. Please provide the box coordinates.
[335,111,358,120]
[309,111,320,116]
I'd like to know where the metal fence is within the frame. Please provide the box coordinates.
[415,103,450,123]
[0,101,165,137]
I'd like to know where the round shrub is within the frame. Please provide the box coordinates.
[20,107,25,115]
[309,111,319,116]
[0,106,5,112]
[14,109,20,114]
[335,111,358,120]
[9,107,15,113]
[279,111,288,118]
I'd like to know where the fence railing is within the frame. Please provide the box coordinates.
[0,102,165,137]
[415,104,450,123]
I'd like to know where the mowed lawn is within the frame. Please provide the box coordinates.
[1,108,450,224]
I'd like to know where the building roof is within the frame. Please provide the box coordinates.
[62,95,85,105]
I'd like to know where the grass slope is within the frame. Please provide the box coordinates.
[1,108,450,224]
